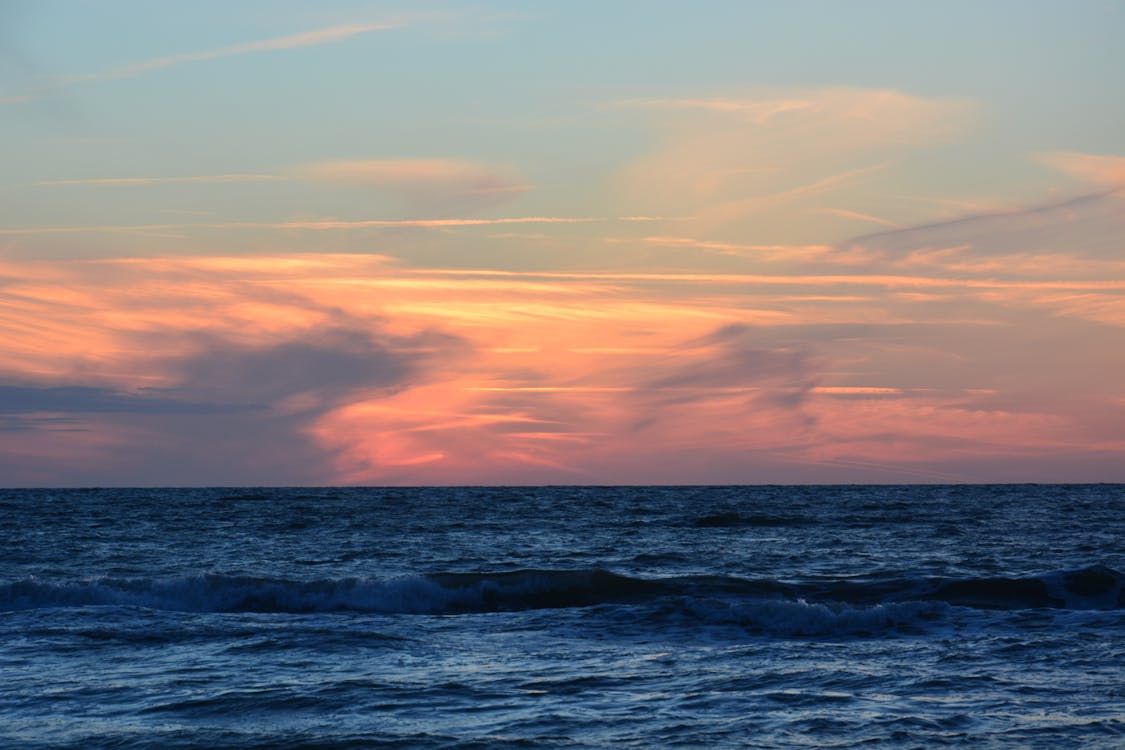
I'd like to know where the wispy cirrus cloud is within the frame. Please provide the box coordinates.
[299,159,528,195]
[1036,151,1125,185]
[2,20,408,104]
[615,87,974,243]
[2,181,1124,484]
[818,207,902,229]
[692,162,891,231]
[407,267,1125,292]
[29,174,287,187]
[615,235,832,255]
[0,216,660,236]
[849,188,1125,264]
[0,385,258,415]
[27,158,530,189]
[68,23,398,82]
[18,157,530,223]
[21,157,526,214]
[298,158,531,214]
[619,96,816,124]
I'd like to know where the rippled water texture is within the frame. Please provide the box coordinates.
[2,485,1123,748]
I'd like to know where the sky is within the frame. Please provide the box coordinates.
[1,0,1124,486]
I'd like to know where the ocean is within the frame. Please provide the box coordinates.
[2,485,1123,749]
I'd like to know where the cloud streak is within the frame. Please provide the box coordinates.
[1,19,406,103]
[1036,151,1125,185]
[0,385,258,415]
[1,243,1123,484]
[0,216,660,235]
[70,23,398,82]
[299,159,527,194]
[298,158,531,214]
[0,253,501,483]
[619,96,816,123]
[616,87,974,242]
[30,174,287,187]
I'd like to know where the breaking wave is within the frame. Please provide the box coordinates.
[2,565,1121,620]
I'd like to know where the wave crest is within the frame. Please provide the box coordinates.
[2,565,1120,617]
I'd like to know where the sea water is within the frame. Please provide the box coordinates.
[1,485,1123,748]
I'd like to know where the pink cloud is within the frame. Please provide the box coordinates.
[0,216,662,236]
[1036,151,1125,185]
[2,180,1124,486]
[73,23,399,82]
[615,87,974,242]
[297,158,531,214]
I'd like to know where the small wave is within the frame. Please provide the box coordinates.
[0,574,456,615]
[141,688,327,716]
[660,597,948,636]
[216,493,271,502]
[691,512,812,528]
[0,570,674,616]
[2,565,1120,616]
[921,564,1125,610]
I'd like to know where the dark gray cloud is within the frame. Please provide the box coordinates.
[613,323,820,434]
[0,322,470,485]
[173,326,465,403]
[648,323,812,392]
[0,385,259,415]
[848,187,1125,262]
[0,414,81,432]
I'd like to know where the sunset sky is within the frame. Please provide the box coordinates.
[2,1,1124,485]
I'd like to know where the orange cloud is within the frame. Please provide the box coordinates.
[2,184,1124,487]
[1036,151,1125,185]
[620,89,970,141]
[0,216,665,236]
[615,87,973,242]
[818,208,902,229]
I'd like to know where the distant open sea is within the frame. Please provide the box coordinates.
[2,485,1123,749]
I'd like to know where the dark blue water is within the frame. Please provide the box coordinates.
[2,485,1123,748]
